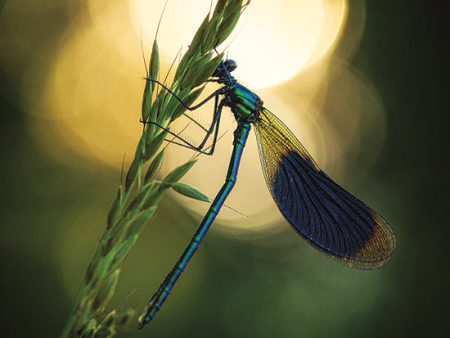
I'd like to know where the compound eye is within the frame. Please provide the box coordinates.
[225,59,237,73]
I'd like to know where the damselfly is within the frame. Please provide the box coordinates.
[138,59,396,328]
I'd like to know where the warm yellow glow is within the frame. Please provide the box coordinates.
[29,0,387,234]
[132,0,347,88]
[228,1,327,88]
[34,1,146,168]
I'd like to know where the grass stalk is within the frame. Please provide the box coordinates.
[60,1,248,337]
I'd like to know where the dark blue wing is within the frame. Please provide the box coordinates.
[254,109,395,269]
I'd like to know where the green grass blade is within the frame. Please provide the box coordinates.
[171,182,211,202]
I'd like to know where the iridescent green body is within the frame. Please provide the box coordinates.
[227,82,264,123]
[140,70,265,329]
[139,70,268,328]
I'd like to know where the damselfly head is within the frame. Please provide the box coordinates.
[224,59,237,73]
[212,59,237,78]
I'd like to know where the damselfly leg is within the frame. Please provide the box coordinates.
[142,79,226,155]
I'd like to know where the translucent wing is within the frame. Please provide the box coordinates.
[253,109,396,269]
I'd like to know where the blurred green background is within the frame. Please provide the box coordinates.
[0,1,448,338]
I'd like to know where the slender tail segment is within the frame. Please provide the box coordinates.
[138,122,251,329]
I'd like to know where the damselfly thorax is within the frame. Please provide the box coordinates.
[223,83,264,123]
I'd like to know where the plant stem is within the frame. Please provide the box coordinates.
[60,1,248,337]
